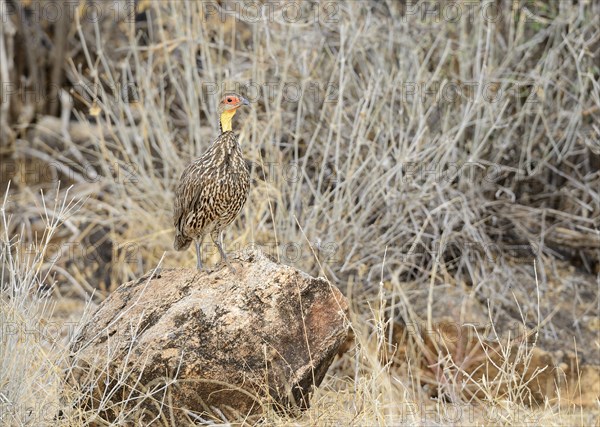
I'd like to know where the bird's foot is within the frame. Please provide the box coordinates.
[225,263,237,274]
[219,259,237,274]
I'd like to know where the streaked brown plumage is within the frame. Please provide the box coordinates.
[173,93,250,271]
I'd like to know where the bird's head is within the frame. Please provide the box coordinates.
[218,93,250,133]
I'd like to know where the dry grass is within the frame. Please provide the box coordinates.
[1,0,599,425]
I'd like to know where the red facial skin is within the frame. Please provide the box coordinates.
[224,96,241,107]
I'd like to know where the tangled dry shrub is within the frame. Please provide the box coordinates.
[2,0,599,425]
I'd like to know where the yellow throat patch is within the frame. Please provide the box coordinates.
[220,109,236,132]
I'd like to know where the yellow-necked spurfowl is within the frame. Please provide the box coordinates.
[173,93,250,272]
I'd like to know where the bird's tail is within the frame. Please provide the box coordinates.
[174,233,192,251]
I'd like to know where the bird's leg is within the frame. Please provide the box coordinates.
[195,240,203,271]
[212,232,236,273]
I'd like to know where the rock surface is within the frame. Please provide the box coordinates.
[69,250,349,423]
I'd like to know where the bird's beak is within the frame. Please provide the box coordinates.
[241,97,250,106]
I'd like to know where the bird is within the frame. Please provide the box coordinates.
[173,93,250,272]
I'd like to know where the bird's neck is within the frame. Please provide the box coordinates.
[219,109,236,133]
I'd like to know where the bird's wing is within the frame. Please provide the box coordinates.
[173,162,201,231]
[173,157,219,233]
[173,169,187,232]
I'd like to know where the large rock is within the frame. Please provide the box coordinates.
[68,250,349,423]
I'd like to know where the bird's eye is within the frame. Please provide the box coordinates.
[227,98,232,103]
